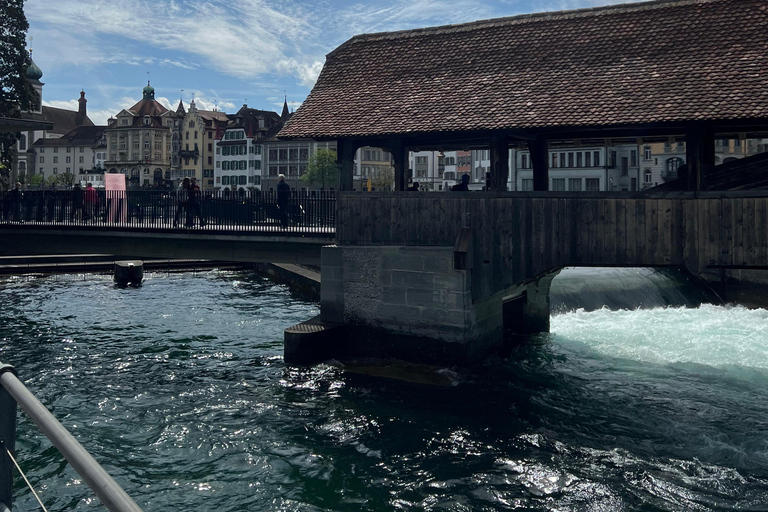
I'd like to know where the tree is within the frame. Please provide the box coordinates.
[370,166,395,191]
[55,171,76,188]
[0,0,38,184]
[301,148,338,190]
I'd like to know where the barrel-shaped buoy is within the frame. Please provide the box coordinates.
[114,260,144,286]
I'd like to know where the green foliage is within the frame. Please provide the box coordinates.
[301,148,338,189]
[0,1,38,169]
[55,171,75,188]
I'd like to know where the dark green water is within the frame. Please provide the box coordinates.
[1,270,768,511]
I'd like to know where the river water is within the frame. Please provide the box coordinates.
[1,269,768,511]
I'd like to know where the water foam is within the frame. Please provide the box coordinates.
[551,304,768,369]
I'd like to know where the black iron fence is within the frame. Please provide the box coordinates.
[0,189,336,236]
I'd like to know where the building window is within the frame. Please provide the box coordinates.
[645,170,653,183]
[568,153,574,167]
[300,148,308,159]
[53,156,58,163]
[644,146,652,160]
[551,153,557,168]
[279,149,288,160]
[576,152,583,167]
[19,134,26,150]
[594,151,600,166]
[269,166,278,176]
[585,152,591,167]
[665,157,683,175]
[79,156,84,163]
[289,149,298,160]
[53,147,58,153]
[521,179,533,191]
[630,150,638,167]
[208,131,212,139]
[520,154,528,169]
[255,145,262,155]
[551,178,566,191]
[585,178,600,191]
[568,178,582,191]
[39,156,44,163]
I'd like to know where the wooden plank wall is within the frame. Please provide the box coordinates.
[337,193,768,298]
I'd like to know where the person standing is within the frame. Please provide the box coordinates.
[173,177,189,227]
[71,183,84,222]
[452,174,470,191]
[276,174,290,228]
[83,182,100,221]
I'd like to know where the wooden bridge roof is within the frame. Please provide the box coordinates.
[279,0,768,140]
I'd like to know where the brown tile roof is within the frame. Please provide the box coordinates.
[38,106,93,136]
[128,98,168,117]
[279,0,768,140]
[33,125,106,148]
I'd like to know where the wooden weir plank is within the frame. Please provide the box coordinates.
[648,199,659,265]
[603,198,616,266]
[523,197,533,281]
[587,199,598,265]
[708,198,720,268]
[683,198,697,272]
[744,198,756,266]
[635,199,647,265]
[510,196,523,284]
[697,198,710,269]
[722,198,734,267]
[553,198,565,268]
[755,197,768,266]
[672,199,685,265]
[658,199,673,265]
[576,198,589,265]
[593,199,604,265]
[734,198,745,266]
[616,199,627,265]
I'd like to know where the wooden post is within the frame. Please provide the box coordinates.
[387,139,409,191]
[685,126,715,191]
[490,133,510,191]
[336,138,357,191]
[529,138,549,191]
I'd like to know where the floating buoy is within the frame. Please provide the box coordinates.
[114,260,143,286]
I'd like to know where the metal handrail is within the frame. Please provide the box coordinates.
[0,364,144,512]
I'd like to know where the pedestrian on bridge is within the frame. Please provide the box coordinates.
[277,174,290,229]
[173,177,189,228]
[187,178,205,227]
[84,182,100,222]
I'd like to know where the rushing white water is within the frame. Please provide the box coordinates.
[552,304,768,369]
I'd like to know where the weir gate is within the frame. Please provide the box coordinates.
[3,190,768,365]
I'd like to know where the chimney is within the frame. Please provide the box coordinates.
[78,90,87,116]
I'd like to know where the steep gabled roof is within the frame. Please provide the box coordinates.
[40,106,93,136]
[280,0,768,139]
[33,125,106,147]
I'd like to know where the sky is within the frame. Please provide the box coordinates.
[25,0,642,126]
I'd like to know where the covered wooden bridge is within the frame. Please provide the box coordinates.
[279,0,768,365]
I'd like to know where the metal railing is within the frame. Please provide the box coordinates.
[0,363,144,512]
[0,189,336,236]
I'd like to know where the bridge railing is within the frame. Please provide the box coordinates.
[0,189,336,236]
[0,363,144,512]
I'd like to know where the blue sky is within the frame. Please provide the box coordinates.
[25,0,638,125]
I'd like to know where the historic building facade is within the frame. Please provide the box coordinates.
[104,83,175,186]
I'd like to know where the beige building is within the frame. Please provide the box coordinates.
[104,83,175,186]
[178,100,229,190]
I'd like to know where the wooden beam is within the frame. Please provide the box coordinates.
[336,138,357,191]
[382,139,409,191]
[490,133,509,191]
[529,138,549,191]
[685,127,715,191]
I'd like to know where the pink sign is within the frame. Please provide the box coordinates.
[104,173,127,223]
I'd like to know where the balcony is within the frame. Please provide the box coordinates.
[179,149,199,158]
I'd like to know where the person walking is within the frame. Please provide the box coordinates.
[276,174,290,229]
[187,178,205,227]
[173,177,189,227]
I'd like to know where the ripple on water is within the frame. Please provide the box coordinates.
[3,273,768,510]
